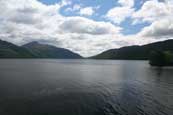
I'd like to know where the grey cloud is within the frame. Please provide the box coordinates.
[146,29,173,38]
[10,8,40,24]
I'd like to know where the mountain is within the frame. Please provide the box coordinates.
[0,40,82,59]
[22,41,82,59]
[91,39,173,60]
[2,39,173,59]
[0,39,35,58]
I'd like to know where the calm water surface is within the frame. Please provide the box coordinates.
[0,59,172,115]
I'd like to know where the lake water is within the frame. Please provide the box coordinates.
[0,59,172,115]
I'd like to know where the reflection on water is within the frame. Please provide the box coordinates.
[152,67,163,76]
[0,59,172,115]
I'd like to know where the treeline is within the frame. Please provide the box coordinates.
[149,50,173,66]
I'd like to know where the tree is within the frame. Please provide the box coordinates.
[164,51,173,64]
[149,50,173,66]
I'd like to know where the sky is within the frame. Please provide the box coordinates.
[0,0,173,57]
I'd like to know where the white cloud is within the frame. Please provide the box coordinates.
[105,0,134,24]
[65,4,81,12]
[59,17,122,35]
[106,6,134,24]
[133,0,173,39]
[60,0,72,6]
[138,18,173,38]
[65,5,99,17]
[132,0,173,23]
[118,0,134,8]
[79,7,95,16]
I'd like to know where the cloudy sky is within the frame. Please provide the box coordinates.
[0,0,173,57]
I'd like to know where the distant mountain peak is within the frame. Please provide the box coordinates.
[22,41,82,59]
[0,40,82,59]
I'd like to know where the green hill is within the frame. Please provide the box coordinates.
[0,40,35,58]
[0,40,82,59]
[91,39,173,60]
